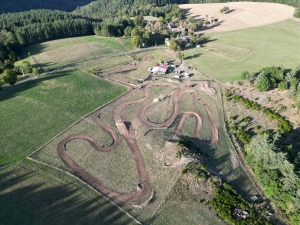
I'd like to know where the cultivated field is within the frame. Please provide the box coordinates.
[180,2,294,33]
[31,50,258,224]
[184,19,300,82]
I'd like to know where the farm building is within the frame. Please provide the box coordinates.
[151,65,169,75]
[167,23,176,29]
[171,27,185,32]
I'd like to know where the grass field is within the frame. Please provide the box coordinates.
[29,49,258,224]
[185,19,300,82]
[17,36,133,70]
[0,159,137,225]
[0,69,127,172]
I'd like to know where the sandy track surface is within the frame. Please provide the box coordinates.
[180,2,294,33]
[57,79,219,205]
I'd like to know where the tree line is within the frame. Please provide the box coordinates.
[0,0,95,14]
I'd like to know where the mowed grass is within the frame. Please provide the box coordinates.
[0,159,136,225]
[203,43,251,60]
[185,19,300,82]
[18,36,132,70]
[0,70,127,172]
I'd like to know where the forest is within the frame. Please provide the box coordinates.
[0,0,95,13]
[1,0,300,78]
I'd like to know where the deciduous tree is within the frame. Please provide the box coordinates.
[2,69,17,85]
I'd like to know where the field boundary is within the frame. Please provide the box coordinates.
[27,86,131,159]
[11,47,168,87]
[195,67,264,197]
[26,157,142,225]
[203,43,252,61]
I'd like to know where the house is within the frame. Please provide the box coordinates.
[151,65,169,75]
[167,23,176,30]
[148,20,157,25]
[176,36,192,43]
[173,74,180,79]
[171,27,185,32]
[184,73,189,77]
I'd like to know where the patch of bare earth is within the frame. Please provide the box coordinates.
[180,2,294,33]
[225,81,300,129]
[173,173,221,203]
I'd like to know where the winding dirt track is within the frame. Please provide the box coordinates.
[57,78,219,205]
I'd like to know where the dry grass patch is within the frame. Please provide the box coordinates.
[225,81,299,129]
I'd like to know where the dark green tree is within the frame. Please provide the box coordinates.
[2,69,17,85]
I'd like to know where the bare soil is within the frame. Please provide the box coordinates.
[225,81,300,129]
[57,64,220,205]
[180,2,294,33]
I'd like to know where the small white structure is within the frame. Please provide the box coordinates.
[251,196,258,202]
[184,73,189,77]
[173,74,180,79]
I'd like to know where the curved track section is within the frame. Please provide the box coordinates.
[57,80,219,206]
[139,88,195,127]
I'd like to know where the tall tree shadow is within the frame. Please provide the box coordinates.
[0,161,136,225]
[0,70,71,102]
[179,135,259,200]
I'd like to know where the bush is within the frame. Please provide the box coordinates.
[231,95,292,133]
[256,75,273,91]
[294,11,300,18]
[278,81,288,90]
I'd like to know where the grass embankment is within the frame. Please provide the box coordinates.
[185,19,300,82]
[0,69,127,172]
[16,36,133,70]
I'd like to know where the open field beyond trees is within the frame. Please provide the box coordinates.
[184,19,300,82]
[16,36,132,70]
[180,2,294,33]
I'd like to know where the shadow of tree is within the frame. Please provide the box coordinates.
[0,70,71,102]
[0,161,136,225]
[179,135,258,200]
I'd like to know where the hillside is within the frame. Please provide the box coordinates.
[0,0,95,14]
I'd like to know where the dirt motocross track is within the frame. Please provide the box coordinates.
[57,78,219,205]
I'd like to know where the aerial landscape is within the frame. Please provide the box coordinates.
[0,0,300,224]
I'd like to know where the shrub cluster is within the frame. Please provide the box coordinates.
[229,93,293,134]
[181,162,208,179]
[210,183,270,225]
[176,137,201,158]
[262,107,292,133]
[242,65,300,109]
[232,95,260,110]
